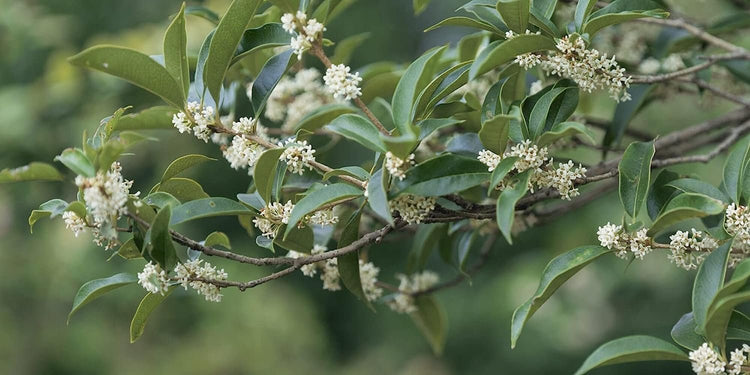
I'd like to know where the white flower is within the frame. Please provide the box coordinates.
[281,13,296,33]
[515,53,542,69]
[629,228,652,260]
[535,160,586,200]
[253,201,295,238]
[307,208,338,226]
[321,257,341,291]
[529,80,544,95]
[174,259,228,302]
[303,19,326,41]
[662,54,685,72]
[223,136,264,173]
[385,152,415,180]
[726,203,750,247]
[668,229,717,270]
[289,244,327,277]
[728,344,750,375]
[504,140,548,172]
[75,162,132,231]
[290,35,312,58]
[387,271,439,313]
[171,101,216,142]
[262,68,335,131]
[359,260,383,302]
[323,64,362,100]
[137,262,170,295]
[280,12,325,58]
[389,194,436,225]
[62,211,86,237]
[279,139,316,175]
[477,149,502,171]
[690,343,726,375]
[638,57,661,74]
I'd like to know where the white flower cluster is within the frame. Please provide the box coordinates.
[529,80,544,95]
[478,141,586,200]
[596,223,652,260]
[690,343,726,375]
[389,194,436,225]
[137,262,170,295]
[728,344,750,375]
[385,152,415,180]
[281,11,326,58]
[174,259,228,302]
[504,29,541,39]
[668,229,718,270]
[62,211,86,237]
[726,203,750,247]
[516,36,632,102]
[222,117,266,174]
[288,246,383,301]
[323,64,362,101]
[253,201,294,238]
[171,101,215,142]
[279,138,316,175]
[307,208,339,226]
[638,54,685,74]
[262,69,334,131]
[386,271,439,314]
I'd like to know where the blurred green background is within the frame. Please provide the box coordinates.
[0,0,745,373]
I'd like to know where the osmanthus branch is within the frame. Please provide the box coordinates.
[636,18,750,57]
[630,52,750,84]
[676,77,750,107]
[308,43,391,136]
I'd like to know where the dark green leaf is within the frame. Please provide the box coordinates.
[55,148,95,177]
[647,193,725,235]
[574,336,688,375]
[668,178,730,203]
[693,241,732,335]
[164,3,190,96]
[584,0,669,36]
[205,231,232,249]
[112,106,176,131]
[487,157,519,194]
[537,121,595,147]
[185,5,220,24]
[424,17,500,34]
[408,223,447,272]
[722,137,750,203]
[250,48,293,116]
[68,273,137,324]
[496,0,530,33]
[117,238,143,260]
[170,197,252,225]
[337,209,373,308]
[394,154,490,197]
[322,166,371,182]
[528,86,579,141]
[160,154,216,184]
[326,114,387,152]
[392,46,447,134]
[603,84,653,149]
[156,177,210,202]
[254,148,285,204]
[618,140,655,219]
[409,295,447,355]
[574,0,598,30]
[146,205,178,270]
[294,104,356,132]
[670,313,703,351]
[130,288,175,343]
[367,169,393,225]
[469,35,556,79]
[231,23,290,66]
[284,183,363,237]
[479,115,512,155]
[647,169,680,221]
[0,162,63,183]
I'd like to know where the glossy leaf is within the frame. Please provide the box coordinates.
[618,140,655,219]
[647,193,725,235]
[496,0,530,33]
[337,209,373,308]
[322,166,371,182]
[249,48,293,115]
[130,288,175,343]
[527,86,579,140]
[146,205,178,270]
[646,169,680,221]
[537,121,595,147]
[394,154,489,197]
[574,336,688,375]
[469,35,556,80]
[326,114,387,152]
[164,3,189,96]
[205,231,232,249]
[156,177,210,202]
[68,273,137,323]
[284,183,363,237]
[391,46,447,134]
[203,0,263,103]
[254,148,285,204]
[488,157,519,194]
[479,114,512,155]
[424,16,500,34]
[722,137,750,204]
[692,241,732,335]
[574,0,598,30]
[367,169,393,225]
[670,313,703,351]
[231,23,290,66]
[496,169,531,244]
[294,104,356,132]
[160,154,216,184]
[511,245,611,348]
[0,162,63,183]
[112,106,176,131]
[667,178,730,203]
[583,0,669,36]
[69,46,184,108]
[170,197,252,225]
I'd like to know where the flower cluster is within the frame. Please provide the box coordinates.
[516,35,632,102]
[596,223,652,259]
[262,69,334,131]
[253,201,294,238]
[359,260,384,302]
[222,117,267,174]
[137,262,170,295]
[174,259,228,302]
[279,138,316,175]
[668,229,718,270]
[389,194,436,225]
[504,29,541,39]
[726,203,750,247]
[323,64,362,101]
[385,152,415,180]
[729,344,750,375]
[281,11,325,58]
[288,246,382,300]
[62,211,86,237]
[478,141,586,200]
[690,343,726,375]
[307,208,338,226]
[386,271,439,314]
[171,101,215,142]
[73,162,133,248]
[638,54,685,74]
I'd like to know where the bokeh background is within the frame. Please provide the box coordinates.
[0,0,746,373]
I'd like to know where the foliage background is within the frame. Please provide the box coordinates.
[0,0,741,373]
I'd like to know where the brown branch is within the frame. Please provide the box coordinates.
[636,18,750,56]
[630,52,749,84]
[677,77,750,107]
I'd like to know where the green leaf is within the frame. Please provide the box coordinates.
[231,23,290,66]
[68,46,184,108]
[155,177,210,202]
[511,245,611,347]
[413,0,433,15]
[337,209,373,308]
[381,132,419,160]
[424,66,472,113]
[496,170,531,244]
[112,106,176,131]
[527,86,579,140]
[532,0,557,19]
[409,295,447,355]
[479,115,512,155]
[667,178,730,203]
[583,0,669,37]
[408,223,447,272]
[704,255,750,349]
[143,192,181,209]
[537,121,595,147]
[68,273,137,323]
[284,183,363,237]
[722,137,750,204]
[693,240,732,335]
[392,46,447,134]
[28,200,82,233]
[130,288,175,343]
[574,0,598,30]
[170,197,252,225]
[529,6,560,37]
[647,193,726,235]
[394,154,490,197]
[727,310,750,342]
[294,104,356,132]
[670,313,704,351]
[164,3,190,96]
[417,118,463,141]
[254,148,285,204]
[55,148,95,177]
[618,140,655,219]
[367,169,393,225]
[647,169,680,221]
[185,5,220,24]
[146,205,178,270]
[488,157,519,194]
[0,162,63,183]
[203,0,263,103]
[574,336,688,375]
[249,48,293,116]
[424,16,500,34]
[330,32,370,65]
[603,84,653,149]
[117,238,143,260]
[469,35,556,80]
[326,114,387,152]
[160,154,216,184]
[273,224,314,252]
[205,231,231,249]
[322,166,371,182]
[496,0,530,33]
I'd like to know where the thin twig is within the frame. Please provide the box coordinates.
[636,18,750,56]
[630,52,749,84]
